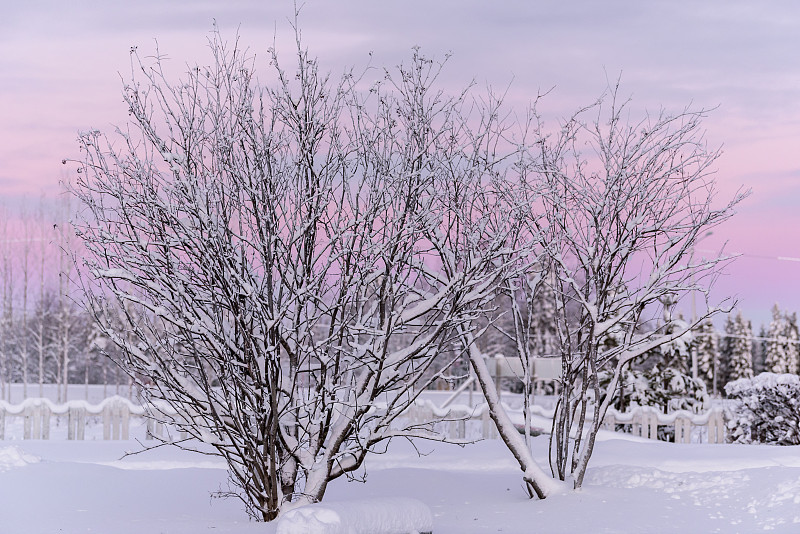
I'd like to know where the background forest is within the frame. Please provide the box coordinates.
[0,193,795,403]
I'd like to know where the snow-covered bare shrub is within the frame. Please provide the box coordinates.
[68,31,533,520]
[725,372,800,445]
[532,86,746,487]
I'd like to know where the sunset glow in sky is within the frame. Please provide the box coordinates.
[1,1,798,327]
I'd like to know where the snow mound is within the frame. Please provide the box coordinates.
[0,446,39,471]
[276,497,433,534]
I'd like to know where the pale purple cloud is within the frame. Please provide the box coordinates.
[1,0,798,327]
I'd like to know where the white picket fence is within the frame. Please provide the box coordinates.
[0,396,174,441]
[0,396,728,444]
[602,405,728,443]
[404,400,729,444]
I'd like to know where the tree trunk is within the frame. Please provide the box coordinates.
[469,346,562,499]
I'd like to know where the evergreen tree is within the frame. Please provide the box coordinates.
[765,304,796,374]
[657,316,691,374]
[695,318,719,393]
[787,312,800,373]
[718,313,735,386]
[726,311,754,383]
[531,277,559,358]
[754,324,767,375]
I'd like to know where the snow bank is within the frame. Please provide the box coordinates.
[276,498,433,534]
[0,446,39,471]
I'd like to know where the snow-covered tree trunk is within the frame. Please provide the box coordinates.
[467,337,563,499]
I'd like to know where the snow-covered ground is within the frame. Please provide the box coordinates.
[2,430,800,533]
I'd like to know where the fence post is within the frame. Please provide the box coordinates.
[121,403,130,440]
[406,404,420,427]
[481,407,497,439]
[146,418,155,440]
[23,407,32,439]
[602,412,616,431]
[68,406,86,440]
[32,405,42,439]
[68,407,76,440]
[707,409,725,444]
[113,404,120,440]
[674,415,691,444]
[646,409,659,440]
[632,410,643,437]
[41,405,51,440]
[417,403,433,432]
[105,400,129,440]
[77,407,86,440]
[455,418,466,440]
[103,404,111,440]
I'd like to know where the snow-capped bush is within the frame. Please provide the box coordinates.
[725,372,800,445]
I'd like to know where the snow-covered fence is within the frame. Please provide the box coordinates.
[602,406,728,444]
[405,400,728,444]
[484,355,562,396]
[0,397,177,441]
[404,401,498,441]
[0,396,729,444]
[403,400,554,441]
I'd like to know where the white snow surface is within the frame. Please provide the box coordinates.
[276,498,432,534]
[0,446,39,471]
[2,435,800,532]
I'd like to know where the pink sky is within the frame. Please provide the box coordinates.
[1,0,798,328]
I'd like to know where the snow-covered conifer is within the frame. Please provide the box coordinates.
[530,275,560,358]
[754,324,768,374]
[695,318,719,392]
[726,311,754,383]
[787,313,800,373]
[658,316,691,374]
[765,304,797,374]
[718,313,735,386]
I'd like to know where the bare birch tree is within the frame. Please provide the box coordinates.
[532,88,746,487]
[416,95,563,499]
[19,205,32,397]
[0,212,13,401]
